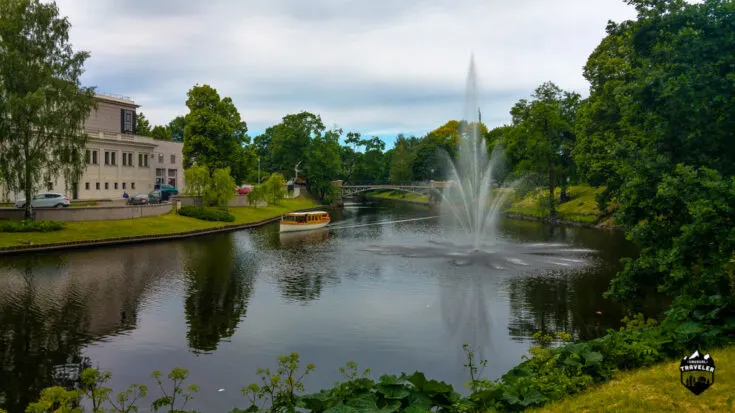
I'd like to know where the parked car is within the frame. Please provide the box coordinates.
[236,185,252,195]
[128,193,153,205]
[153,184,178,201]
[15,193,70,209]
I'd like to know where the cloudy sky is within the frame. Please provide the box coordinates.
[54,0,640,146]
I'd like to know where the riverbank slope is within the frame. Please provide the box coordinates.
[529,344,735,412]
[0,197,319,250]
[365,185,619,229]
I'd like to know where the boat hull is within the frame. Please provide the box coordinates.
[279,221,330,233]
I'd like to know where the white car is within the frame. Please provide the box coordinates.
[15,193,71,208]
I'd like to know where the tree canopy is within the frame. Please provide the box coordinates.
[0,0,96,217]
[182,84,249,184]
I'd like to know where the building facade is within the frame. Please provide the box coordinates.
[2,93,185,202]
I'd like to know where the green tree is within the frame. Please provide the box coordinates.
[150,125,172,141]
[183,164,209,197]
[505,82,580,215]
[389,136,414,184]
[573,1,735,332]
[0,0,96,219]
[204,167,235,209]
[134,112,152,136]
[168,115,185,142]
[263,173,286,204]
[306,128,342,200]
[269,112,325,177]
[182,84,249,184]
[352,137,386,184]
[247,184,266,207]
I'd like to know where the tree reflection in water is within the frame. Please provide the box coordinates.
[0,259,91,412]
[183,235,255,354]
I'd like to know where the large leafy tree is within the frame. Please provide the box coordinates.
[182,84,249,184]
[306,128,342,200]
[505,82,580,214]
[389,135,415,184]
[0,0,96,218]
[269,111,325,178]
[574,0,735,333]
[352,137,386,184]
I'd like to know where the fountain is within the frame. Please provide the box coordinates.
[363,56,596,270]
[438,55,513,250]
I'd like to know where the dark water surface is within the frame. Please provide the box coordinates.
[0,200,665,412]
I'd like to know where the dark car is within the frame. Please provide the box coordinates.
[153,184,178,201]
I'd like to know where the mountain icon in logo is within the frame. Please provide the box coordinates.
[680,349,715,395]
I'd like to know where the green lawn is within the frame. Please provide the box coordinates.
[529,344,735,412]
[367,190,430,203]
[506,185,604,224]
[0,197,319,249]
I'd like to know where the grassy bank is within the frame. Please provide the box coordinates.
[506,185,604,224]
[0,197,319,249]
[367,189,430,203]
[367,185,606,225]
[530,344,735,412]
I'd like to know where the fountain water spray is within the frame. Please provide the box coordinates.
[438,56,514,249]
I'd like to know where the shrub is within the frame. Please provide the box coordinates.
[178,206,234,222]
[0,219,65,232]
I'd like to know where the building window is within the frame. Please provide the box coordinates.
[47,182,53,191]
[131,182,136,190]
[170,154,175,164]
[96,182,100,190]
[122,182,126,190]
[85,182,90,190]
[158,153,164,163]
[121,109,135,134]
[156,168,165,185]
[92,151,98,164]
[86,150,91,164]
[138,153,143,167]
[122,152,133,166]
[111,152,117,166]
[105,151,110,165]
[105,183,109,190]
[114,183,118,190]
[168,169,177,187]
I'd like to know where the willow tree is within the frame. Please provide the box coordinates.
[0,0,95,218]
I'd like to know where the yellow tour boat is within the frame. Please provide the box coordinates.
[279,211,331,233]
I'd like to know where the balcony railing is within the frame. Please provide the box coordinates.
[85,129,152,144]
[95,92,135,104]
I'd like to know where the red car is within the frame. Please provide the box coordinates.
[236,185,252,195]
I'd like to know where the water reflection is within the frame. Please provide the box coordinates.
[279,229,330,248]
[0,245,180,412]
[183,236,255,354]
[0,203,669,412]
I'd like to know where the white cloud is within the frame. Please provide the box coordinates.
[54,0,639,141]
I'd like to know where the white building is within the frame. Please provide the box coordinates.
[2,93,185,202]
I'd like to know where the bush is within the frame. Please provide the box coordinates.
[178,206,235,222]
[0,219,65,232]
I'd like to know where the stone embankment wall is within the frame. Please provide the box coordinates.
[0,203,172,222]
[172,194,268,208]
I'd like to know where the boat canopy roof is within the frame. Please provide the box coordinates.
[286,211,328,216]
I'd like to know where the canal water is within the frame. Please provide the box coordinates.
[0,200,665,412]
